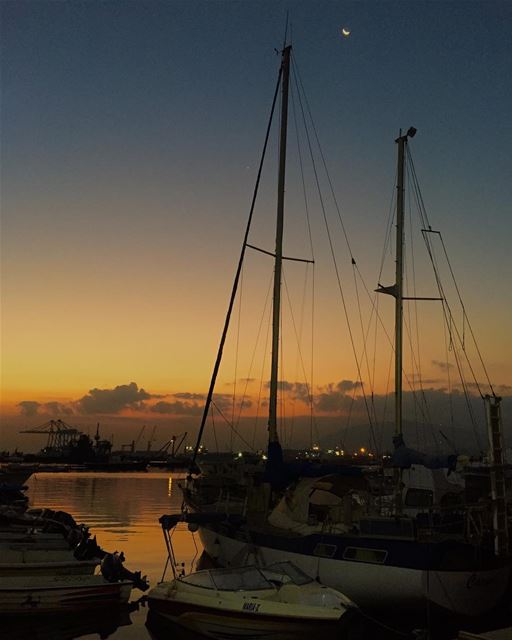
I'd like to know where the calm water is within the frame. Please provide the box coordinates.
[5,471,201,640]
[4,471,510,640]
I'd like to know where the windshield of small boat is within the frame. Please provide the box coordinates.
[181,566,273,591]
[261,562,313,586]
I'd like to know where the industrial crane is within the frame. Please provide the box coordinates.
[20,419,81,451]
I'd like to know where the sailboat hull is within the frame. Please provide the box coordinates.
[199,526,511,617]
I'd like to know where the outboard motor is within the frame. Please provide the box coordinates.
[100,551,149,591]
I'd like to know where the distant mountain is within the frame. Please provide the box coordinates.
[318,394,512,457]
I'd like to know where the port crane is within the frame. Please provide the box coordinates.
[121,425,146,453]
[158,432,187,458]
[20,419,82,450]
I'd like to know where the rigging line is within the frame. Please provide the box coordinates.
[410,174,483,404]
[279,289,286,446]
[287,263,312,446]
[310,263,315,444]
[290,74,315,261]
[341,383,358,453]
[211,400,255,452]
[211,405,219,453]
[406,147,431,231]
[252,283,274,449]
[441,301,456,440]
[236,270,273,430]
[290,82,317,443]
[407,157,453,445]
[420,227,485,402]
[351,261,379,452]
[437,233,495,396]
[407,148,490,399]
[353,260,431,420]
[441,302,483,449]
[378,170,399,283]
[405,164,425,445]
[402,306,435,440]
[291,59,375,436]
[351,263,381,414]
[190,58,283,468]
[380,347,394,453]
[292,57,355,260]
[231,263,244,450]
[282,268,314,428]
[371,291,380,412]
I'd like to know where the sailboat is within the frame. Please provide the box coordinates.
[181,45,511,618]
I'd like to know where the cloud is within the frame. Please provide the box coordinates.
[432,360,453,372]
[265,380,292,392]
[44,402,74,416]
[290,382,311,403]
[211,394,253,413]
[77,382,153,414]
[264,380,313,398]
[18,401,41,417]
[313,381,363,413]
[151,394,253,417]
[410,378,442,385]
[336,380,361,392]
[152,401,203,416]
[174,392,206,401]
[17,400,74,417]
[315,389,359,413]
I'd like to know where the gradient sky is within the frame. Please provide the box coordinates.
[1,1,511,452]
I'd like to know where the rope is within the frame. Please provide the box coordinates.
[190,57,283,468]
[211,400,255,452]
[231,263,244,451]
[291,56,376,441]
[233,268,273,433]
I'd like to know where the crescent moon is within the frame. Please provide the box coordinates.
[341,28,351,37]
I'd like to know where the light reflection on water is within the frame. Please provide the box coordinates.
[20,470,202,640]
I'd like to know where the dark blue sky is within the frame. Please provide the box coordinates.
[1,1,511,422]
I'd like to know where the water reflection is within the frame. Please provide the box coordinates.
[145,610,206,640]
[3,604,136,640]
[21,471,202,640]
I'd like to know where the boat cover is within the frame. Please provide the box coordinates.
[159,512,245,530]
[264,441,363,490]
[391,434,458,471]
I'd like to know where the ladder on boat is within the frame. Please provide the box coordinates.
[485,395,509,555]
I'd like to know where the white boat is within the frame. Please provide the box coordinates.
[0,573,132,614]
[147,561,358,640]
[0,549,99,577]
[182,44,511,618]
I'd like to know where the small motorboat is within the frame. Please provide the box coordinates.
[147,561,358,640]
[0,573,133,614]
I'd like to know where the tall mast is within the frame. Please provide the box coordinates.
[377,128,416,437]
[394,127,416,435]
[268,45,291,444]
[394,132,406,436]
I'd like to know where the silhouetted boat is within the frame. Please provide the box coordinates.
[0,573,133,613]
[148,513,358,640]
[83,459,148,472]
[182,44,512,618]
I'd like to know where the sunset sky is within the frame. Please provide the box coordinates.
[1,1,511,453]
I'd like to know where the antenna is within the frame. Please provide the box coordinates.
[282,11,290,49]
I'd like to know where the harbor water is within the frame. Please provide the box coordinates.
[3,470,510,640]
[5,470,201,640]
